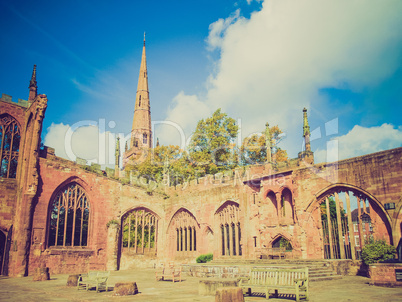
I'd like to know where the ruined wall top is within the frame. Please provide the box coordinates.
[0,93,29,108]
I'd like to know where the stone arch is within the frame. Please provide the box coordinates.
[306,183,392,260]
[46,177,91,245]
[280,187,294,224]
[46,181,90,247]
[392,195,402,246]
[167,208,200,257]
[270,233,293,250]
[215,200,242,257]
[166,207,199,232]
[120,206,159,255]
[263,190,279,225]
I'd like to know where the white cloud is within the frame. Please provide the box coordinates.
[315,124,402,163]
[206,10,241,51]
[155,91,211,148]
[44,122,122,168]
[163,0,402,157]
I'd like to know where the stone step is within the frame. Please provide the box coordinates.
[200,259,343,282]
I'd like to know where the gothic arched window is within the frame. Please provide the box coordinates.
[0,115,20,178]
[143,133,147,144]
[216,201,242,256]
[48,183,90,247]
[170,209,198,252]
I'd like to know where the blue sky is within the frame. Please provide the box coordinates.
[1,0,401,166]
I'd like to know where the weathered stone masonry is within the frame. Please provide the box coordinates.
[1,63,401,277]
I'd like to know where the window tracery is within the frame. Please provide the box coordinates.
[48,183,89,247]
[173,210,197,252]
[216,202,242,256]
[0,115,20,178]
[122,208,158,253]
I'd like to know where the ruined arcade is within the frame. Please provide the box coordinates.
[1,45,402,278]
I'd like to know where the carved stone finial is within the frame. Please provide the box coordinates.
[28,65,38,103]
[302,107,311,152]
[29,65,37,89]
[265,122,272,163]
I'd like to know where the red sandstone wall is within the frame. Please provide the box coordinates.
[29,156,121,275]
[0,100,27,130]
[0,180,17,231]
[17,144,402,274]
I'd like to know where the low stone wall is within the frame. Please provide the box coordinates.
[182,264,250,278]
[199,278,239,295]
[29,248,102,275]
[326,259,362,276]
[369,263,402,287]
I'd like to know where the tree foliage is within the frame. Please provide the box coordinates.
[241,125,288,165]
[188,109,239,175]
[361,239,396,265]
[125,109,289,185]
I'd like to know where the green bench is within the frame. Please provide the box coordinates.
[77,270,110,292]
[239,267,309,301]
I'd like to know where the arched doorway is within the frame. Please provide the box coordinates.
[318,186,391,260]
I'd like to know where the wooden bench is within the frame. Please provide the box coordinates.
[77,270,110,292]
[258,247,287,259]
[239,267,308,301]
[155,266,182,282]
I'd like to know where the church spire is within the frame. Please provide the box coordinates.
[130,36,152,150]
[28,64,37,103]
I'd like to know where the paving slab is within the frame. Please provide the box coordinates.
[0,269,401,301]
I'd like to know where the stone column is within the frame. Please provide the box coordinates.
[235,223,240,256]
[223,224,228,256]
[357,197,364,248]
[345,192,356,260]
[106,223,120,271]
[335,192,345,259]
[325,197,334,259]
[276,192,282,225]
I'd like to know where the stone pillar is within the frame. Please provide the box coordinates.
[276,192,282,225]
[325,197,334,259]
[223,224,228,256]
[235,223,240,256]
[345,192,356,260]
[186,227,190,251]
[106,223,120,271]
[335,192,345,259]
[141,212,145,253]
[134,212,138,253]
[357,197,364,248]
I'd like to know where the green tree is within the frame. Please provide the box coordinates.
[241,125,288,165]
[188,109,238,175]
[361,239,396,265]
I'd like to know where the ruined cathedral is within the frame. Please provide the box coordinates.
[1,39,402,277]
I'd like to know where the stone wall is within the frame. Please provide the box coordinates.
[0,179,17,231]
[369,263,402,287]
[29,154,121,275]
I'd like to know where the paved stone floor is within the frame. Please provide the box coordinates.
[1,269,401,301]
